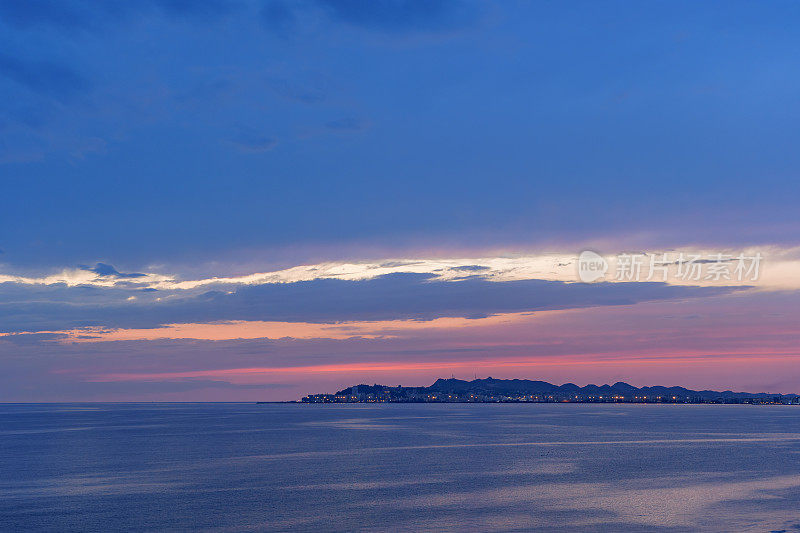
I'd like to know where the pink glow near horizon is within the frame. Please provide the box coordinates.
[49,294,799,398]
[25,312,533,343]
[0,284,788,402]
[90,352,800,383]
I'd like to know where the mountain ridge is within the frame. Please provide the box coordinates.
[426,377,789,399]
[299,377,800,403]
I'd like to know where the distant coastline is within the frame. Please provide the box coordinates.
[300,377,800,404]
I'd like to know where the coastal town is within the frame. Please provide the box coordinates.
[301,378,800,405]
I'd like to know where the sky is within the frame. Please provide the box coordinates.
[1,0,799,401]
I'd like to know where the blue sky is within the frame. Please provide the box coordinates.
[1,1,799,400]
[3,0,800,267]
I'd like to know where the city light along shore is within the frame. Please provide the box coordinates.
[300,378,800,404]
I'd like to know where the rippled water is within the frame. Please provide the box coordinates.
[2,403,800,531]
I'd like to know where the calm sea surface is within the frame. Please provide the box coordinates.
[2,403,800,532]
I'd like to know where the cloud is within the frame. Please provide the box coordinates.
[0,332,71,345]
[0,266,171,288]
[37,378,290,397]
[4,248,798,291]
[1,248,796,336]
[80,263,146,279]
[82,378,288,393]
[4,288,797,401]
[0,272,745,334]
[451,265,490,272]
[228,129,278,153]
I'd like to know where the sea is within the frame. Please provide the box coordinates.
[1,402,800,532]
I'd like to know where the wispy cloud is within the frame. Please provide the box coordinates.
[79,263,146,279]
[227,125,278,152]
[0,269,746,335]
[5,248,798,291]
[4,291,798,400]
